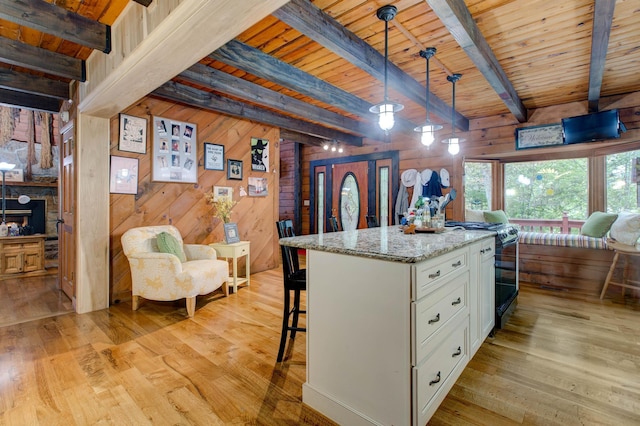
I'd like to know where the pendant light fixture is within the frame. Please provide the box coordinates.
[369,5,404,133]
[414,47,443,147]
[442,73,464,155]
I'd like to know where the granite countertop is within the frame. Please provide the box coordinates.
[279,226,495,263]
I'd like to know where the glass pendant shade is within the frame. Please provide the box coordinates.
[441,73,463,155]
[414,47,442,147]
[371,5,403,132]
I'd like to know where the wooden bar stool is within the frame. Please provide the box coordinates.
[600,239,640,299]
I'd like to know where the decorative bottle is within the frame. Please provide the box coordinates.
[0,221,7,237]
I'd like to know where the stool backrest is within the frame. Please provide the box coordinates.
[329,216,341,232]
[276,219,300,277]
[366,215,379,228]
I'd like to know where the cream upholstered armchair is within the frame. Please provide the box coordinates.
[121,225,229,317]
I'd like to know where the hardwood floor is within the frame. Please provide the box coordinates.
[0,269,73,328]
[0,267,638,425]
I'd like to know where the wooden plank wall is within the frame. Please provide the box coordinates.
[278,140,296,222]
[109,96,280,302]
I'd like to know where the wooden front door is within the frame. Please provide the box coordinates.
[331,161,368,231]
[59,121,75,303]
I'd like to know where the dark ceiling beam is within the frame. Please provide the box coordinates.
[210,39,418,135]
[587,0,616,113]
[273,0,469,131]
[426,0,527,123]
[0,68,69,99]
[0,37,85,81]
[153,82,364,146]
[280,129,328,147]
[0,87,61,113]
[179,64,386,141]
[0,0,111,53]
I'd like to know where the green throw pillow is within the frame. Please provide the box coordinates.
[484,210,509,224]
[580,212,618,238]
[156,231,187,262]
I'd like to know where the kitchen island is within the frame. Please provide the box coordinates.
[279,226,495,426]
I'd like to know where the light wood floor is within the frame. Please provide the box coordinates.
[0,267,638,425]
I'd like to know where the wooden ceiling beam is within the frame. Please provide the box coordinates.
[0,37,85,81]
[0,0,111,53]
[280,129,328,147]
[588,0,616,113]
[0,68,69,100]
[0,87,61,113]
[179,63,385,141]
[210,40,418,135]
[273,0,469,131]
[153,81,364,146]
[426,0,527,123]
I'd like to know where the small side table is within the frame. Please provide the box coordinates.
[210,241,250,293]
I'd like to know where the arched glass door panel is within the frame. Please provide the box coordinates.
[339,173,360,231]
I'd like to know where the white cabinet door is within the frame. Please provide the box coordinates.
[480,239,496,340]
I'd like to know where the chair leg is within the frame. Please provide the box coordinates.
[222,280,229,297]
[291,289,302,339]
[600,252,619,300]
[186,296,196,317]
[277,289,291,362]
[132,295,140,311]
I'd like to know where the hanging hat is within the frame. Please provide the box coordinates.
[420,168,433,183]
[252,139,268,149]
[440,168,450,188]
[401,169,418,187]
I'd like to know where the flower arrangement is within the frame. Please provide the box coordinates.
[205,192,236,223]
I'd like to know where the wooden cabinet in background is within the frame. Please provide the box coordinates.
[0,235,47,279]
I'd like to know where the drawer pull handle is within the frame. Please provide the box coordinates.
[451,297,461,306]
[428,270,441,279]
[451,260,462,267]
[428,313,440,324]
[452,346,462,357]
[481,247,493,254]
[429,372,441,386]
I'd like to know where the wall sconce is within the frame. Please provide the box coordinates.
[414,47,443,147]
[441,73,464,155]
[369,5,404,133]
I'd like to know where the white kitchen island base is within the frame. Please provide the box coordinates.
[280,227,495,426]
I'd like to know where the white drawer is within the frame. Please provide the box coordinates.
[413,248,467,301]
[413,315,469,426]
[479,238,495,262]
[412,271,469,365]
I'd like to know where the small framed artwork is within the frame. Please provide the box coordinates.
[250,137,269,172]
[515,123,564,150]
[223,222,240,244]
[152,115,197,183]
[109,156,139,194]
[213,186,233,202]
[248,176,268,196]
[227,159,243,180]
[118,114,147,154]
[204,143,225,171]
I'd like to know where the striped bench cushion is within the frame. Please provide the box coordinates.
[518,231,609,249]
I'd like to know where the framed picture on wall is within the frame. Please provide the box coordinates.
[204,143,224,170]
[152,115,197,183]
[109,156,139,194]
[250,137,268,172]
[227,159,243,180]
[118,114,147,154]
[515,123,563,150]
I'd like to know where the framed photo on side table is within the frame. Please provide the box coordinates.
[223,223,240,244]
[204,143,224,170]
[118,114,147,154]
[227,159,243,180]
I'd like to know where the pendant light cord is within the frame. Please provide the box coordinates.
[384,19,389,102]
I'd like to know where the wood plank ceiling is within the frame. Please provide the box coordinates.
[0,0,639,147]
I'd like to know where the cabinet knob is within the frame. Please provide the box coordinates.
[428,313,440,324]
[452,346,462,357]
[428,270,441,279]
[451,260,462,267]
[451,297,461,306]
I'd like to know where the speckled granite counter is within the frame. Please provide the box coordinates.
[279,226,494,263]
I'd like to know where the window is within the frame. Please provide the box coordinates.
[379,166,389,225]
[317,172,325,232]
[504,158,588,220]
[464,162,492,211]
[606,149,640,213]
